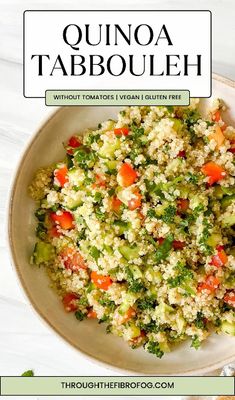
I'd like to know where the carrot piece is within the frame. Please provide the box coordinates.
[114,307,136,325]
[212,110,221,122]
[201,162,226,185]
[54,165,68,187]
[211,246,228,267]
[114,127,129,136]
[117,163,138,187]
[87,309,97,318]
[51,211,74,230]
[198,275,220,294]
[111,196,122,212]
[119,307,136,324]
[91,271,112,291]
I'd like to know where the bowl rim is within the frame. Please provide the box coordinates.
[7,73,235,376]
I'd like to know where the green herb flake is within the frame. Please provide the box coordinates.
[194,312,207,329]
[21,370,34,377]
[90,246,100,261]
[145,341,164,358]
[155,234,174,263]
[147,209,156,219]
[191,335,201,350]
[136,296,156,310]
[94,192,103,204]
[75,310,85,321]
[161,205,176,224]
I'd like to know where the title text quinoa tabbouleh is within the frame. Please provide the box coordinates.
[29,100,235,358]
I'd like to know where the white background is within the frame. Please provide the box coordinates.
[0,0,235,396]
[24,10,211,97]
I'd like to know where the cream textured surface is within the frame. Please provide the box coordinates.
[0,0,234,396]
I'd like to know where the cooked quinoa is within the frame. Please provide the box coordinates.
[29,100,235,358]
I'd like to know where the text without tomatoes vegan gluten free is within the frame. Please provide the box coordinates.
[29,100,235,358]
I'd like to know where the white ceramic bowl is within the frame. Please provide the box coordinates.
[8,74,235,375]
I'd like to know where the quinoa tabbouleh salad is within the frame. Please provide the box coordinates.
[29,100,235,358]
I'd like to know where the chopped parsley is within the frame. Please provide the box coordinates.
[199,219,213,255]
[145,341,164,358]
[86,133,100,145]
[93,192,103,204]
[161,205,176,224]
[35,208,46,222]
[187,172,199,185]
[155,234,174,263]
[95,207,106,221]
[167,262,194,289]
[194,312,207,330]
[75,311,85,321]
[99,296,116,311]
[136,296,156,310]
[190,335,201,350]
[126,267,145,293]
[147,209,156,219]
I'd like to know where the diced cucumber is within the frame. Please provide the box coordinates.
[105,160,118,172]
[145,267,162,284]
[155,204,168,217]
[119,245,140,260]
[113,220,131,235]
[155,302,174,320]
[148,285,157,296]
[178,185,190,198]
[181,284,196,296]
[124,323,141,340]
[221,321,235,336]
[176,314,186,333]
[103,245,113,255]
[99,138,121,159]
[101,119,116,132]
[213,185,224,199]
[129,265,142,280]
[207,232,222,247]
[221,186,235,196]
[33,241,55,265]
[225,273,235,288]
[159,341,171,353]
[86,282,96,293]
[170,118,183,132]
[64,195,83,210]
[166,158,181,173]
[222,215,235,227]
[118,292,137,314]
[221,195,235,209]
[189,194,205,210]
